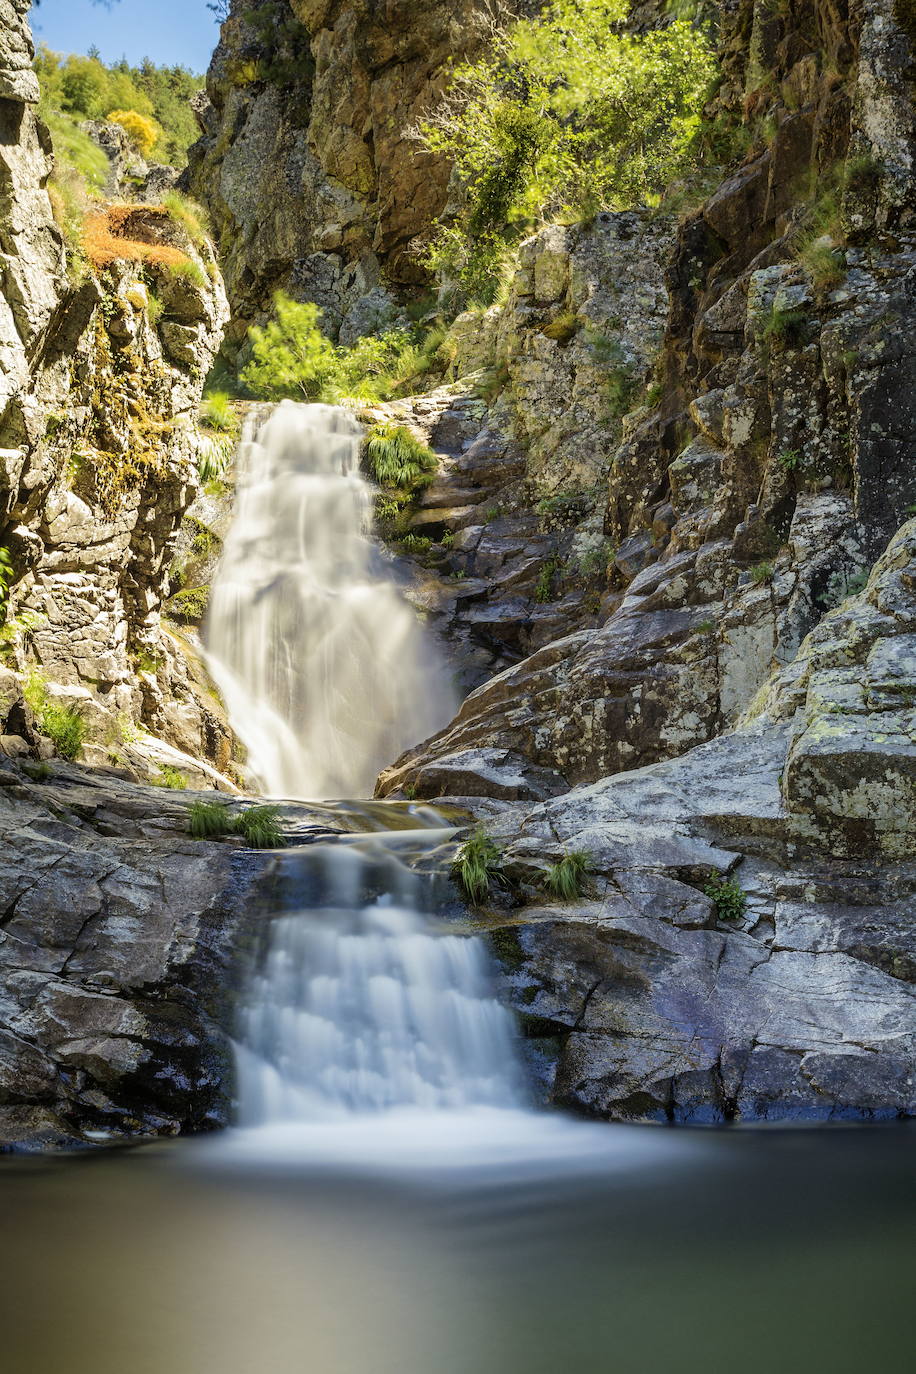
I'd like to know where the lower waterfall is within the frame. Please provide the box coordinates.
[205,401,455,800]
[234,843,526,1126]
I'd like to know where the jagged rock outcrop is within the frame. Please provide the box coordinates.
[378,0,916,802]
[1,3,233,784]
[486,519,916,1121]
[185,0,522,349]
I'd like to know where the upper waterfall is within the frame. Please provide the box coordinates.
[205,402,455,800]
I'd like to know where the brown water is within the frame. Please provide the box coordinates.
[1,1120,913,1374]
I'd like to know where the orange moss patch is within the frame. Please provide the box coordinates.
[83,203,190,270]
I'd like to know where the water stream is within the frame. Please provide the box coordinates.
[205,401,454,800]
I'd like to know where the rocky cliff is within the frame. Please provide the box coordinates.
[185,0,526,349]
[1,2,233,786]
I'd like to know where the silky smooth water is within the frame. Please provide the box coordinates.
[205,402,454,799]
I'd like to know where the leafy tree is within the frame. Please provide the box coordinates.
[107,108,160,156]
[420,0,716,300]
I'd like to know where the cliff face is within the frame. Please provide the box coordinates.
[185,0,517,348]
[0,3,232,784]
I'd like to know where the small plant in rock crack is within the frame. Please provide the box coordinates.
[750,561,774,586]
[545,851,590,900]
[535,557,561,604]
[153,765,189,789]
[704,875,747,922]
[777,448,804,472]
[452,827,503,905]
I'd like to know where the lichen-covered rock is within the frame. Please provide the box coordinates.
[0,3,233,781]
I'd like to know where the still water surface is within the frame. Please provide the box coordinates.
[1,1116,913,1374]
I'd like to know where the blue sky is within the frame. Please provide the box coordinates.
[32,0,220,73]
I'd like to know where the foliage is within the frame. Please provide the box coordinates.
[750,560,774,585]
[232,804,285,849]
[365,424,438,490]
[239,293,450,405]
[188,801,231,839]
[188,801,286,847]
[35,45,204,165]
[152,764,189,789]
[452,827,503,905]
[106,108,160,157]
[703,874,747,921]
[240,295,340,400]
[21,761,53,782]
[777,448,803,472]
[795,235,845,291]
[418,0,716,299]
[161,191,210,248]
[761,304,808,346]
[23,670,87,760]
[201,390,239,434]
[397,533,433,557]
[545,851,590,900]
[0,547,14,620]
[535,557,561,603]
[167,586,210,624]
[41,704,87,760]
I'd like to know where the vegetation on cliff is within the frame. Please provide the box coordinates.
[419,0,716,300]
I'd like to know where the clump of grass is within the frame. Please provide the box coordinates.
[153,764,188,789]
[542,311,580,343]
[750,560,774,586]
[232,804,285,849]
[704,875,747,922]
[188,800,232,839]
[161,190,210,248]
[21,761,52,782]
[796,235,845,290]
[167,257,208,290]
[452,827,503,905]
[41,705,87,760]
[545,851,590,900]
[761,303,808,346]
[201,389,239,434]
[365,424,438,490]
[187,801,286,847]
[535,557,561,604]
[397,533,433,556]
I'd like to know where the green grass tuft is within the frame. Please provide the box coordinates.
[452,827,503,905]
[365,425,438,490]
[545,851,590,900]
[153,764,189,789]
[232,804,286,849]
[188,800,232,839]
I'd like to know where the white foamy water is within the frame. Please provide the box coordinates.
[205,401,454,800]
[235,844,526,1127]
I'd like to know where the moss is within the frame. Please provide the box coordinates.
[167,585,210,624]
[488,924,524,970]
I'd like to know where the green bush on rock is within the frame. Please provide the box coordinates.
[418,0,716,300]
[365,425,438,490]
[545,851,590,900]
[704,874,747,922]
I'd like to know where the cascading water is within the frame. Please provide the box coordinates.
[205,401,455,800]
[235,844,526,1126]
[205,398,528,1145]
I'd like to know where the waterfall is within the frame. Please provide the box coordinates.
[234,844,526,1124]
[205,401,454,800]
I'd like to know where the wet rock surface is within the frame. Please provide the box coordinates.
[0,757,345,1150]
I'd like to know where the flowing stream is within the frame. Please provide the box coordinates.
[205,401,454,800]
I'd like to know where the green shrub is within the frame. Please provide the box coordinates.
[535,557,561,604]
[545,851,590,900]
[188,800,232,839]
[238,292,450,405]
[0,546,14,618]
[761,304,808,346]
[40,704,87,761]
[418,0,715,300]
[365,425,438,490]
[795,235,845,291]
[397,533,433,556]
[777,448,803,472]
[750,561,774,586]
[704,874,747,921]
[452,827,503,904]
[153,764,188,789]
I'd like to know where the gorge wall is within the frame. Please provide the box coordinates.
[1,1,234,786]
